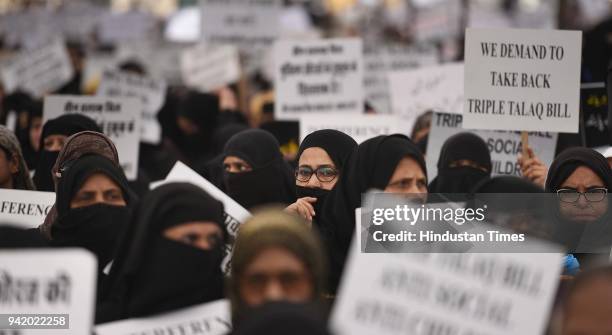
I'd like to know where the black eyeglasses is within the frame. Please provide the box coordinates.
[295,166,338,183]
[557,188,608,203]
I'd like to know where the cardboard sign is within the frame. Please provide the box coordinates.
[299,114,410,144]
[200,0,281,49]
[0,39,73,97]
[427,112,557,179]
[43,95,142,180]
[388,63,464,130]
[463,28,582,132]
[274,38,364,120]
[0,249,97,334]
[0,190,55,229]
[96,70,167,145]
[330,211,563,335]
[181,44,241,92]
[363,44,439,114]
[95,299,231,335]
[160,162,251,273]
[580,82,611,148]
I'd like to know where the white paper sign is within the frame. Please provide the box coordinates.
[95,299,231,335]
[43,95,142,180]
[0,39,74,97]
[201,0,281,49]
[0,249,97,334]
[330,212,563,335]
[463,28,582,133]
[299,114,410,144]
[160,161,251,272]
[413,0,462,42]
[389,62,464,130]
[426,112,557,179]
[275,38,364,120]
[98,12,156,44]
[364,44,439,114]
[0,190,55,229]
[96,70,167,144]
[181,44,241,92]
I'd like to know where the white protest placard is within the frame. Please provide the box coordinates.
[0,249,97,334]
[299,114,410,144]
[275,38,364,120]
[330,213,563,335]
[43,95,141,180]
[95,299,231,335]
[463,28,582,133]
[96,69,167,145]
[427,112,557,179]
[201,0,281,49]
[364,44,439,114]
[0,39,73,97]
[389,62,463,130]
[98,11,156,44]
[0,190,54,229]
[181,44,241,92]
[160,161,251,272]
[413,0,462,42]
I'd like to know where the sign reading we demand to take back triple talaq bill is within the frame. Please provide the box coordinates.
[463,28,582,133]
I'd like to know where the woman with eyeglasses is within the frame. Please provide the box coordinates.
[286,129,357,223]
[222,129,295,210]
[545,147,612,265]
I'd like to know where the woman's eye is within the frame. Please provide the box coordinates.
[181,233,199,245]
[223,164,231,171]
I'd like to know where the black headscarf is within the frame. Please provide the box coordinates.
[196,124,249,191]
[545,147,612,253]
[223,129,295,209]
[51,155,135,269]
[545,147,612,193]
[99,183,226,322]
[33,114,101,191]
[317,134,426,292]
[296,129,358,173]
[429,132,492,194]
[233,302,330,335]
[294,129,357,220]
[174,91,220,165]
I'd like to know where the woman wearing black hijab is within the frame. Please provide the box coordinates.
[196,123,249,191]
[50,155,135,273]
[173,91,220,166]
[286,129,357,223]
[32,114,101,191]
[429,132,492,195]
[317,134,427,293]
[98,183,227,323]
[545,147,612,258]
[222,129,295,209]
